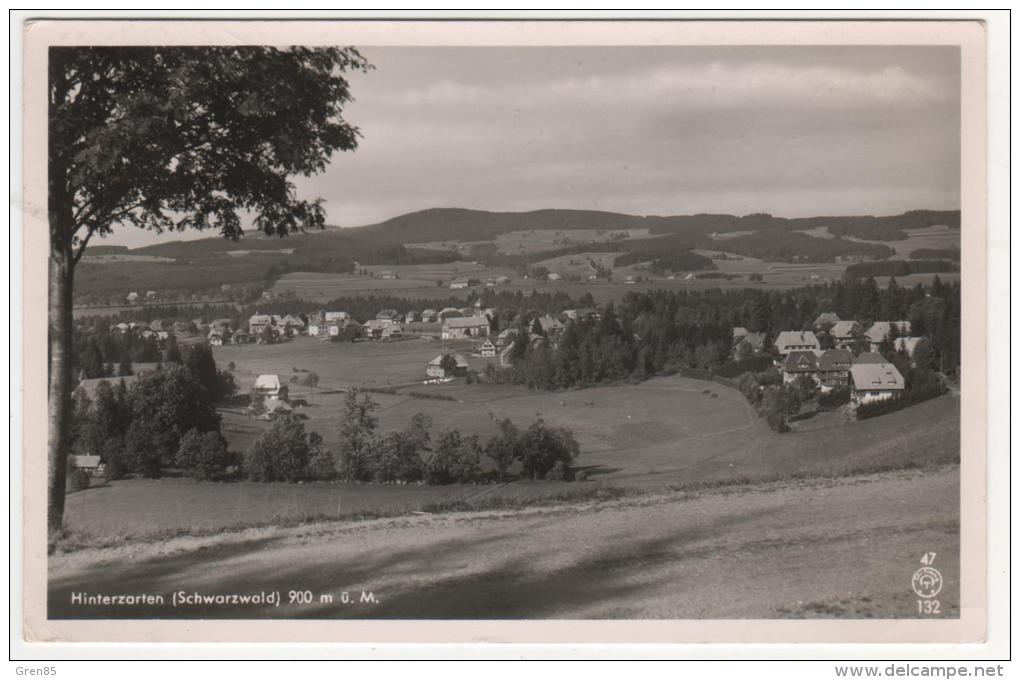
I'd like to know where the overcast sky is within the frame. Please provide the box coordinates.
[106,45,960,247]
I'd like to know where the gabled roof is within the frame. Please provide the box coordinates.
[732,326,749,340]
[829,320,860,338]
[854,351,886,364]
[817,348,853,371]
[538,316,565,333]
[774,330,820,350]
[864,321,912,343]
[850,363,905,391]
[739,332,767,350]
[253,374,282,392]
[783,350,820,373]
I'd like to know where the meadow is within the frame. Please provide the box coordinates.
[64,324,960,543]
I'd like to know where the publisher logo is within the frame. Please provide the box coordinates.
[911,566,943,599]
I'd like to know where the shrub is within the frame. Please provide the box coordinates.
[818,387,851,409]
[517,418,580,480]
[424,429,482,484]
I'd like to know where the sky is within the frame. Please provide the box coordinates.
[105,45,960,247]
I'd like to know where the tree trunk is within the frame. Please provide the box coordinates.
[47,247,74,534]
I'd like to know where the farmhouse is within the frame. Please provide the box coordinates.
[442,316,490,339]
[774,330,820,356]
[782,350,821,385]
[829,320,861,348]
[208,331,225,346]
[817,348,853,390]
[849,363,905,404]
[279,314,306,333]
[252,374,288,401]
[262,399,294,420]
[307,324,322,337]
[479,339,497,358]
[426,353,470,378]
[547,272,563,281]
[71,454,101,473]
[324,311,350,325]
[232,330,251,345]
[864,321,912,350]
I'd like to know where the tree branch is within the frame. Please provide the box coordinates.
[71,227,96,266]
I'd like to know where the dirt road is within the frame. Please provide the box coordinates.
[49,466,959,619]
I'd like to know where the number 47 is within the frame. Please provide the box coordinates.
[921,552,937,565]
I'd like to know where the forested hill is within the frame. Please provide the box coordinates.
[345,208,961,245]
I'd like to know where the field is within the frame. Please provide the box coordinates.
[799,225,960,259]
[63,324,960,543]
[408,228,655,256]
[694,249,847,284]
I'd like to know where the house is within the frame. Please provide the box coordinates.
[324,311,350,325]
[442,316,490,339]
[115,322,130,334]
[126,291,140,303]
[537,315,565,336]
[421,309,439,323]
[547,272,563,281]
[732,327,749,343]
[363,319,402,340]
[829,320,861,348]
[252,374,288,401]
[404,311,419,324]
[376,309,400,322]
[733,331,767,359]
[378,270,398,280]
[812,312,840,330]
[782,350,821,385]
[425,353,470,379]
[232,330,251,345]
[307,324,321,337]
[249,314,273,335]
[864,321,912,350]
[774,330,820,357]
[449,278,470,290]
[849,363,905,404]
[208,332,225,347]
[145,290,157,301]
[817,348,853,390]
[479,338,497,358]
[854,351,888,365]
[71,454,101,473]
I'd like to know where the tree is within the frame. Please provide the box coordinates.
[485,418,519,480]
[124,364,221,478]
[302,371,320,393]
[175,429,234,481]
[517,418,579,480]
[306,431,335,481]
[439,353,458,376]
[336,390,379,481]
[424,429,481,485]
[244,413,311,482]
[47,46,370,530]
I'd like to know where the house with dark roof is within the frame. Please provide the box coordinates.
[426,353,469,378]
[782,350,821,385]
[829,320,862,348]
[817,348,853,390]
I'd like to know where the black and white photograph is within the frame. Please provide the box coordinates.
[16,16,999,649]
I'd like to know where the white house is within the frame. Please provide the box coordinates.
[442,316,491,339]
[252,374,287,400]
[864,321,912,350]
[849,363,905,404]
[449,278,470,290]
[774,330,821,357]
[426,353,469,378]
[479,338,497,358]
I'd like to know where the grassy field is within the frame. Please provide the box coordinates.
[798,225,960,259]
[63,330,960,544]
